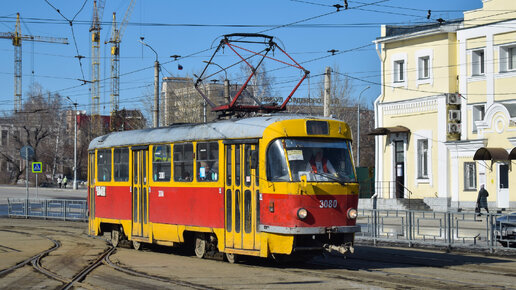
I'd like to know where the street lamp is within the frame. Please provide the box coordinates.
[203,60,230,103]
[139,38,160,127]
[357,86,370,167]
[66,96,78,190]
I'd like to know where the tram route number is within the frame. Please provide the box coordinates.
[319,200,337,208]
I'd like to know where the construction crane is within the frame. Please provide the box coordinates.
[90,0,106,121]
[0,13,69,112]
[107,0,135,115]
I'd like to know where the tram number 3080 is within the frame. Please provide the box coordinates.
[319,200,338,208]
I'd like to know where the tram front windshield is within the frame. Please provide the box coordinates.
[266,138,357,183]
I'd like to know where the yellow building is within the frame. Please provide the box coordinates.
[372,0,516,211]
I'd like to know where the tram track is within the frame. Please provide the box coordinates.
[103,247,220,290]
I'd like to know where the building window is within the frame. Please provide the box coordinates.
[500,45,516,72]
[196,142,218,182]
[114,148,129,181]
[152,144,171,182]
[1,130,7,146]
[417,139,428,179]
[472,49,485,76]
[464,162,476,191]
[472,105,485,133]
[173,143,193,182]
[418,56,430,79]
[394,60,405,82]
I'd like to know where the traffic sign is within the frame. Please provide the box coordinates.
[32,162,42,173]
[20,145,34,161]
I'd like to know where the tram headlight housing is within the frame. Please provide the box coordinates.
[297,208,308,220]
[347,208,358,220]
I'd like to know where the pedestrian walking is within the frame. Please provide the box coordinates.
[57,176,62,188]
[63,176,68,188]
[476,184,489,216]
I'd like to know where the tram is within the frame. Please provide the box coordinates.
[87,114,360,262]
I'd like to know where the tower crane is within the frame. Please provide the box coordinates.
[0,13,69,112]
[107,0,135,115]
[90,0,106,120]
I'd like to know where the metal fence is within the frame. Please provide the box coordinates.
[7,198,87,221]
[356,209,516,251]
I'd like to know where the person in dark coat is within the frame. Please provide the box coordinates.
[476,184,489,215]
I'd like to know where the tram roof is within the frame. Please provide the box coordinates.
[88,114,334,150]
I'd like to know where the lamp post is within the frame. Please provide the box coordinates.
[357,86,370,167]
[139,39,160,127]
[203,60,230,103]
[66,97,78,190]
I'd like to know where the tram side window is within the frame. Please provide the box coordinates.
[97,149,112,182]
[196,142,218,182]
[153,145,171,182]
[114,148,129,181]
[173,143,193,182]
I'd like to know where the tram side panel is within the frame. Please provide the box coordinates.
[149,186,225,228]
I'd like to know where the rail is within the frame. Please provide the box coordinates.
[7,198,87,221]
[357,209,515,251]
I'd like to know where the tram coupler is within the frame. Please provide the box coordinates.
[324,242,354,255]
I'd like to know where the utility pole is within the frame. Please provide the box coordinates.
[357,86,370,167]
[66,97,78,190]
[154,59,160,127]
[140,39,160,128]
[324,67,331,117]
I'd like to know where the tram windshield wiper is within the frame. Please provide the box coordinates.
[312,172,347,185]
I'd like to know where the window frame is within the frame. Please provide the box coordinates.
[173,143,193,182]
[472,49,485,76]
[417,139,429,179]
[394,59,405,83]
[464,162,477,191]
[391,53,407,88]
[152,144,172,182]
[113,147,129,182]
[472,104,485,134]
[196,142,219,182]
[97,149,112,182]
[413,130,432,185]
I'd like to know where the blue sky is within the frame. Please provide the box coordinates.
[0,0,482,115]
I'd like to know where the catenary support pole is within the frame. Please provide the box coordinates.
[324,67,331,117]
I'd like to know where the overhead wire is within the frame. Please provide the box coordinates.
[43,0,88,80]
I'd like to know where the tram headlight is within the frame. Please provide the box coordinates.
[347,208,358,220]
[297,208,308,220]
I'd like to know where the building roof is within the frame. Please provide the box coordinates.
[88,114,334,150]
[375,19,463,43]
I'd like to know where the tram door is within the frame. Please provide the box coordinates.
[224,143,260,252]
[132,148,150,239]
[88,152,96,235]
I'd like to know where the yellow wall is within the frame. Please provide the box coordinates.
[466,81,487,103]
[464,0,516,28]
[383,33,457,103]
[494,32,516,46]
[466,37,486,50]
[382,110,439,198]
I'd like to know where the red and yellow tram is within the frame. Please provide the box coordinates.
[87,114,360,262]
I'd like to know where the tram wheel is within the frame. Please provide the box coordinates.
[111,229,120,247]
[132,240,142,250]
[194,233,206,259]
[225,253,239,264]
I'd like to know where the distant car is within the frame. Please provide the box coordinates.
[495,212,516,247]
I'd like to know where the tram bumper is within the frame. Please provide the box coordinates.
[259,225,361,234]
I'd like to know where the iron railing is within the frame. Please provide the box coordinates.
[357,209,515,251]
[7,198,87,221]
